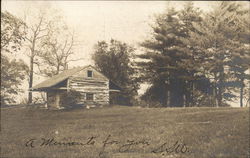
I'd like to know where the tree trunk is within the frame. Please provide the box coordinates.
[165,78,170,107]
[216,69,224,107]
[184,82,191,107]
[56,64,60,75]
[28,38,36,104]
[213,82,218,107]
[28,56,34,104]
[217,86,222,107]
[169,78,184,107]
[217,68,225,107]
[165,88,169,107]
[247,69,250,107]
[190,81,194,107]
[240,78,244,108]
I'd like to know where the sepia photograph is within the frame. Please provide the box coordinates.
[1,1,249,158]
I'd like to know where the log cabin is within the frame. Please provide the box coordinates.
[30,65,121,109]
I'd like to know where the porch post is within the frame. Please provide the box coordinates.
[45,92,48,109]
[55,92,60,109]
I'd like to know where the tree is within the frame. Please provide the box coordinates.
[37,21,75,77]
[137,3,204,107]
[186,2,250,107]
[1,11,26,53]
[224,2,250,107]
[138,8,184,107]
[23,7,76,103]
[1,11,28,105]
[1,56,28,105]
[92,39,139,105]
[23,9,51,104]
[177,2,211,107]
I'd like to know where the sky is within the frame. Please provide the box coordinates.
[2,1,214,67]
[2,1,247,106]
[1,1,214,85]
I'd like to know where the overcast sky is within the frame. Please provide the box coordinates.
[2,1,215,67]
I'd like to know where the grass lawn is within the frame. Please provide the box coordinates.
[0,106,249,158]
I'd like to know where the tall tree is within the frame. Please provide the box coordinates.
[139,8,184,107]
[92,39,139,105]
[224,2,250,107]
[138,3,204,107]
[23,10,51,104]
[23,7,75,102]
[1,11,28,105]
[177,2,210,107]
[186,2,250,107]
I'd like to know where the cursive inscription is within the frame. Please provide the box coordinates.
[25,135,190,156]
[151,140,189,155]
[25,136,97,148]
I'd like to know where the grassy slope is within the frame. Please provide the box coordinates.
[0,106,249,158]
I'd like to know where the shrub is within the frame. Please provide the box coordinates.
[59,90,82,108]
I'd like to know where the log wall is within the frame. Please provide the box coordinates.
[46,66,110,108]
[68,67,110,106]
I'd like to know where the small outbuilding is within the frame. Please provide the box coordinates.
[30,65,121,109]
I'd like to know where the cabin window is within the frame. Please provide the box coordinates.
[87,70,93,77]
[86,93,94,100]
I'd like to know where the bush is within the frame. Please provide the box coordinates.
[59,90,82,108]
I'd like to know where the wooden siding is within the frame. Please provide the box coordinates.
[71,66,108,81]
[45,66,111,108]
[69,79,109,105]
[68,67,109,105]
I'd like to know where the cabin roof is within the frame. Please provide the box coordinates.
[31,65,110,91]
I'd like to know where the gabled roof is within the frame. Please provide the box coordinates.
[31,65,108,91]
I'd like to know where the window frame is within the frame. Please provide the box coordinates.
[87,70,93,77]
[86,93,94,101]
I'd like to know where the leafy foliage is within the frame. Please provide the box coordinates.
[59,90,82,108]
[1,11,28,105]
[92,39,139,105]
[186,2,250,107]
[1,56,29,105]
[138,3,205,107]
[137,2,249,107]
[1,11,26,53]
